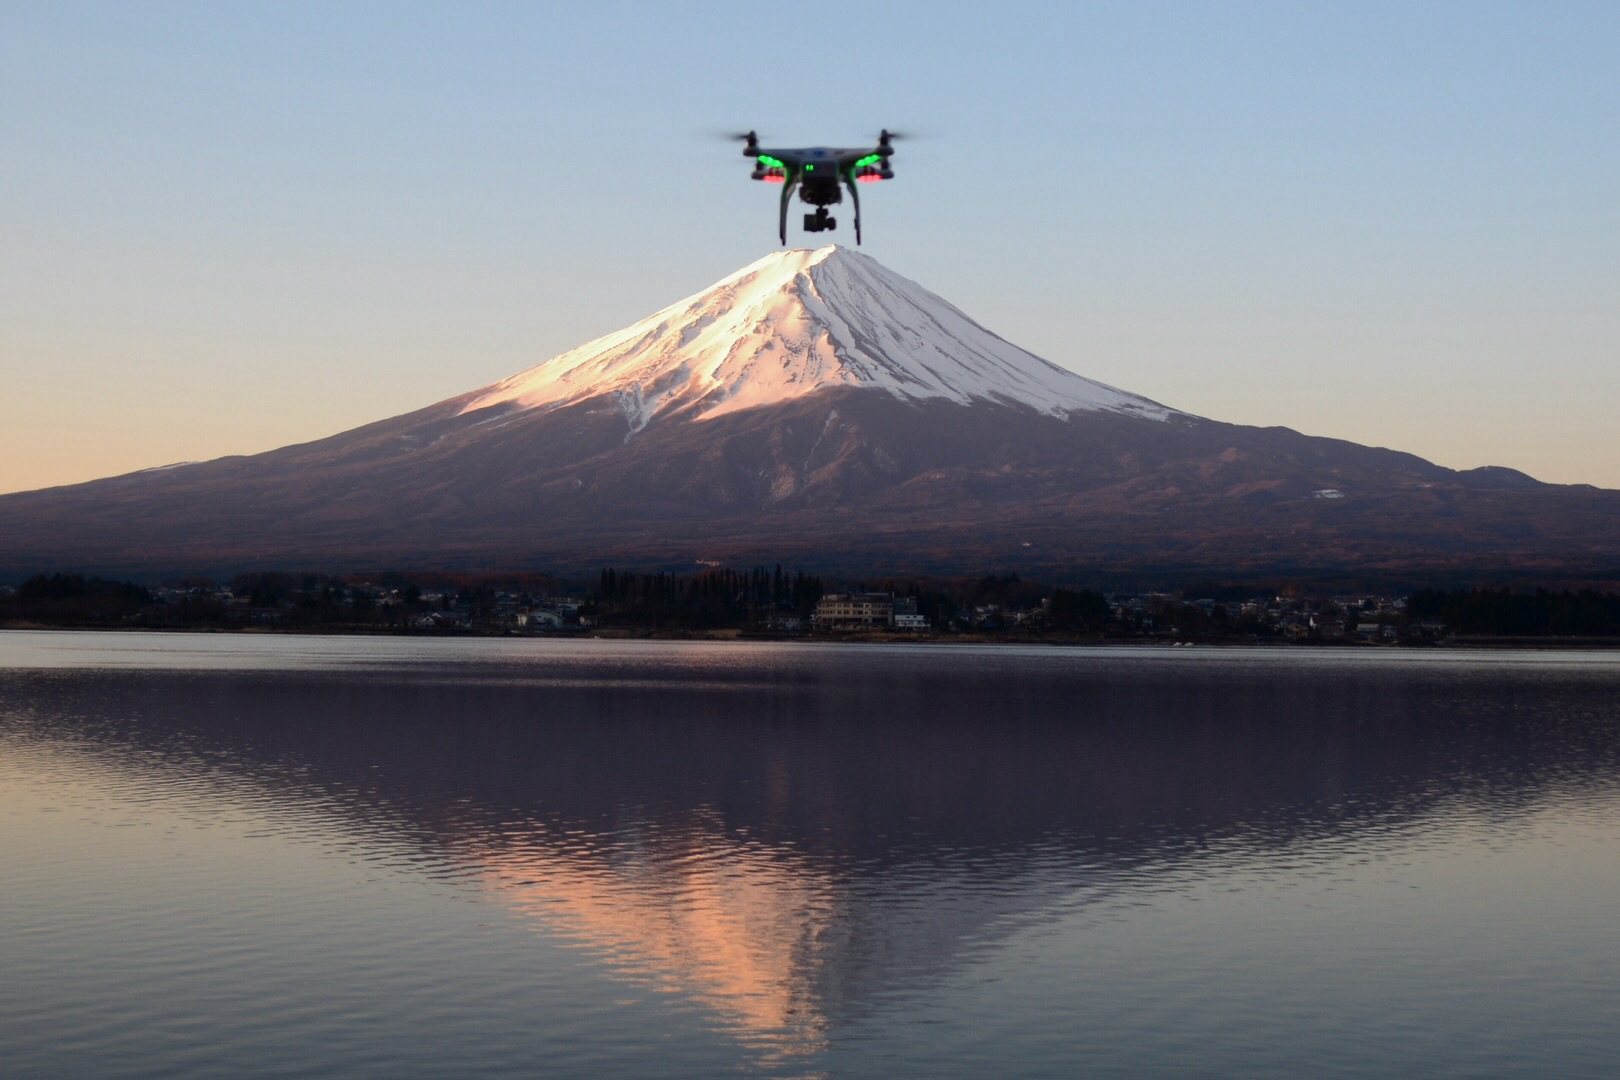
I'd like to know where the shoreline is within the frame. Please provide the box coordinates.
[4,621,1619,650]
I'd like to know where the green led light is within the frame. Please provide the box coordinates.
[757,155,785,169]
[805,164,814,172]
[855,154,882,168]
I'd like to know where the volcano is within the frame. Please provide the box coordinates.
[2,246,1617,585]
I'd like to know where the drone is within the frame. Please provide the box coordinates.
[733,130,899,245]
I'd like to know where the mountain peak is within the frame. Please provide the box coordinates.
[459,247,1174,432]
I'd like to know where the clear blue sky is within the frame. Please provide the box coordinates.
[3,0,1617,492]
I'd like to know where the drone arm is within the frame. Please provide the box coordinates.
[843,172,863,245]
[778,173,799,245]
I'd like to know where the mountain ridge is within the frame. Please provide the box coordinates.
[1,249,1617,585]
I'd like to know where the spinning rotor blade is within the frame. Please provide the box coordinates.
[878,129,928,145]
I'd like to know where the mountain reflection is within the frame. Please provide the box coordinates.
[5,646,1619,1063]
[461,824,836,1061]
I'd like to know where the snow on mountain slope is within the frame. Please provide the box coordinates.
[460,246,1174,432]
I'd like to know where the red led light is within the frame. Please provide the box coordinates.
[763,175,785,184]
[856,174,883,183]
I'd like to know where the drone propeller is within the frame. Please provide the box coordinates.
[715,129,762,156]
[876,129,916,155]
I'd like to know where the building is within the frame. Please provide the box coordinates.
[892,596,929,630]
[812,593,895,630]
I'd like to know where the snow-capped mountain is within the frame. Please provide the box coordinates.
[1,248,1617,583]
[459,246,1172,431]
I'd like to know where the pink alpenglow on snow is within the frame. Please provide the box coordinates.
[459,246,1176,434]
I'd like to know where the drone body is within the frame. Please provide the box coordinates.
[738,130,898,245]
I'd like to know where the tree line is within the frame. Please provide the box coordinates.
[593,566,825,629]
[6,570,1620,638]
[1406,588,1620,636]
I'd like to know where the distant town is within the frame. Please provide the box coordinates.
[4,568,1619,645]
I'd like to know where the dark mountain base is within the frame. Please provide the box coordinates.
[3,389,1617,588]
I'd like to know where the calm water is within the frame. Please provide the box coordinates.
[3,632,1619,1078]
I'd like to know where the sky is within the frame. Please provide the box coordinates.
[3,0,1617,493]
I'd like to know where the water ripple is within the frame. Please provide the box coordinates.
[3,634,1620,1077]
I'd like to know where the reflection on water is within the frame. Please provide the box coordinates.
[3,634,1620,1077]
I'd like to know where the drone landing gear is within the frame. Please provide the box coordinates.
[803,207,837,234]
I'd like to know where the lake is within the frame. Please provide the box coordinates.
[3,631,1618,1077]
